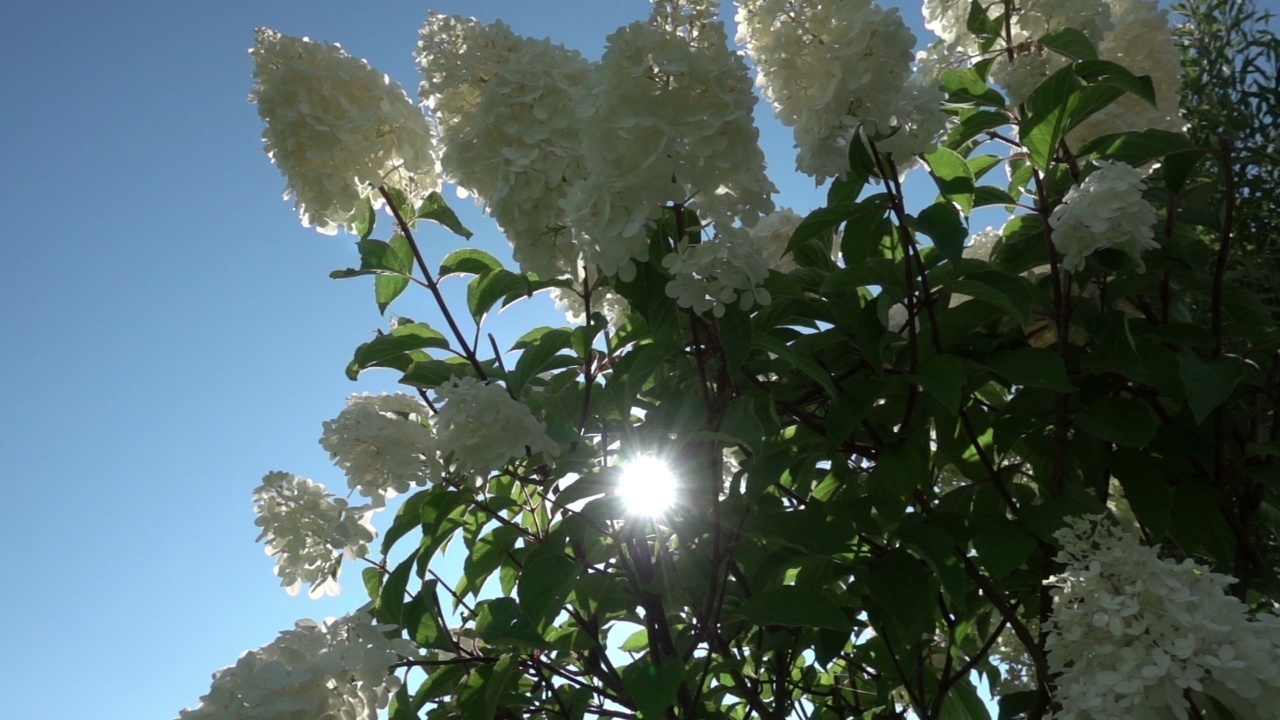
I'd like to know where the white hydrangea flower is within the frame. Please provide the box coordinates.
[1046,515,1280,720]
[319,393,438,506]
[663,223,773,317]
[250,29,439,235]
[1048,161,1158,271]
[432,377,558,475]
[176,611,416,720]
[736,0,932,180]
[565,0,776,280]
[417,15,593,278]
[252,472,376,598]
[1067,0,1187,147]
[551,283,632,331]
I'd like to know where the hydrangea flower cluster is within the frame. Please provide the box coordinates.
[1046,515,1280,720]
[1067,0,1187,147]
[252,472,377,598]
[663,224,773,317]
[735,0,943,180]
[250,29,439,235]
[176,612,416,720]
[432,377,559,476]
[1049,161,1158,271]
[417,15,593,278]
[319,393,438,506]
[565,0,776,280]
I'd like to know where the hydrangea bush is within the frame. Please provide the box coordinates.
[180,1,1280,718]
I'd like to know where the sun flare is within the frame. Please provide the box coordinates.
[617,456,677,517]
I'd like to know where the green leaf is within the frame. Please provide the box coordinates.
[867,548,938,641]
[753,333,837,397]
[735,586,852,631]
[924,148,976,214]
[1022,65,1082,169]
[973,519,1038,579]
[913,354,967,415]
[468,269,531,325]
[946,270,1033,324]
[619,628,649,652]
[1077,397,1157,447]
[475,597,552,650]
[1039,27,1099,61]
[973,185,1018,209]
[347,322,450,380]
[622,660,684,720]
[940,67,1006,107]
[362,566,382,605]
[375,550,420,625]
[984,348,1074,391]
[439,248,502,278]
[1074,59,1157,107]
[1080,129,1199,168]
[381,489,432,555]
[946,109,1011,150]
[375,235,415,313]
[517,553,578,627]
[354,196,376,241]
[416,191,473,239]
[399,357,477,389]
[838,195,895,265]
[403,582,454,650]
[509,327,575,395]
[912,202,969,263]
[1177,351,1247,423]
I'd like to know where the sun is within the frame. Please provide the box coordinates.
[617,455,677,517]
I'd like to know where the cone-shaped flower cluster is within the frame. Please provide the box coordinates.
[1046,516,1280,720]
[250,29,439,235]
[177,612,416,720]
[252,472,376,598]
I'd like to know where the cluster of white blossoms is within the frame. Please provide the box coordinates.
[177,612,416,720]
[417,15,593,278]
[663,224,774,317]
[1049,161,1158,272]
[250,29,439,235]
[431,377,559,476]
[1046,515,1280,720]
[735,0,944,181]
[566,0,776,280]
[252,472,376,598]
[319,393,438,506]
[1067,0,1187,147]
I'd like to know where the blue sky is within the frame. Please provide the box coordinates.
[0,1,931,718]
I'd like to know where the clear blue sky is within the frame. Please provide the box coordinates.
[0,1,926,718]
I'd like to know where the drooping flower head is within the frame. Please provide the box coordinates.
[250,29,440,235]
[417,15,593,278]
[176,612,416,720]
[564,0,776,280]
[252,472,376,598]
